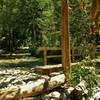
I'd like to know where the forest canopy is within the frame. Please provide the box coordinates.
[0,0,92,53]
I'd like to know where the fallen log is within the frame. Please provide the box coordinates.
[0,74,65,100]
[20,74,65,97]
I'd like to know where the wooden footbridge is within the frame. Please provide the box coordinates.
[38,47,83,65]
[38,0,100,80]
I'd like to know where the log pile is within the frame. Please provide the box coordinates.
[0,74,100,100]
[0,61,100,100]
[0,74,65,100]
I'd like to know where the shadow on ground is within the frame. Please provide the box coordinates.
[0,56,44,70]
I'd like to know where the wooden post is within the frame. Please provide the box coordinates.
[44,48,47,65]
[61,0,71,81]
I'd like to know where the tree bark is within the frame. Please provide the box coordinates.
[61,0,71,81]
[20,74,65,97]
[0,74,65,99]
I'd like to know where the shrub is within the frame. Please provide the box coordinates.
[71,56,96,91]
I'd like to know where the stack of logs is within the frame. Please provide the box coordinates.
[0,74,88,100]
[0,61,100,100]
[0,74,99,100]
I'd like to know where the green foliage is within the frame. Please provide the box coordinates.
[70,0,92,48]
[0,0,46,52]
[0,0,93,58]
[71,56,96,90]
[0,0,61,51]
[29,46,43,57]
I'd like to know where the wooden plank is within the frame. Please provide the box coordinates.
[34,62,80,75]
[38,47,61,51]
[34,59,100,75]
[61,0,71,80]
[47,55,62,58]
[38,47,62,65]
[38,46,83,65]
[46,47,61,50]
[34,64,63,75]
[38,47,46,51]
[44,49,47,65]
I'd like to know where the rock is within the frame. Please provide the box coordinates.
[96,75,100,86]
[69,89,83,100]
[49,72,62,77]
[68,80,87,100]
[0,77,16,89]
[48,91,61,99]
[88,97,94,100]
[65,87,74,95]
[93,92,100,100]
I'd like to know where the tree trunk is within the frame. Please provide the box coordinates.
[61,0,71,81]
